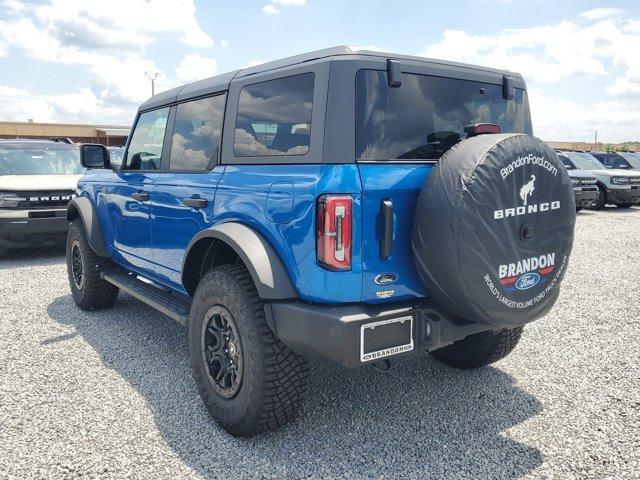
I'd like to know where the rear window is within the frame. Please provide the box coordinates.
[355,70,532,161]
[234,73,314,157]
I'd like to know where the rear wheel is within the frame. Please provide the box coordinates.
[188,264,309,437]
[66,220,119,310]
[593,186,606,210]
[616,203,632,209]
[430,327,523,369]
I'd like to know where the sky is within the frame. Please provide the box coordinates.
[0,0,639,143]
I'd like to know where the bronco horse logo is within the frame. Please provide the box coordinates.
[519,175,536,206]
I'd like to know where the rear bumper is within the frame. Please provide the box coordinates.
[573,187,598,208]
[266,300,501,368]
[606,187,640,205]
[0,209,68,249]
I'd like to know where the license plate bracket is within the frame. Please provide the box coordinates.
[360,315,414,363]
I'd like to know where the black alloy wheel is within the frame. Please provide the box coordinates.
[70,240,84,290]
[201,305,244,399]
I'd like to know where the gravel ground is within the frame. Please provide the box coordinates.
[1,207,639,480]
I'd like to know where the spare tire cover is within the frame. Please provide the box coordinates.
[412,133,576,327]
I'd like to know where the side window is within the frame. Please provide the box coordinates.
[559,155,574,170]
[169,94,226,171]
[126,107,170,170]
[234,73,314,157]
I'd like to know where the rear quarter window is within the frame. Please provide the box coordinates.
[355,70,532,161]
[233,73,314,157]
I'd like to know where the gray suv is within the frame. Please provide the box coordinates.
[557,151,640,209]
[0,139,83,255]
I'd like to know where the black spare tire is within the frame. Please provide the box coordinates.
[412,134,576,327]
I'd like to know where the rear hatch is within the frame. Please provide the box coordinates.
[355,66,533,303]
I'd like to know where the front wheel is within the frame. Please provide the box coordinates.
[66,220,119,310]
[592,186,606,210]
[430,327,523,369]
[188,264,309,437]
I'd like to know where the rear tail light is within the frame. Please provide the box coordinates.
[317,194,352,270]
[464,123,501,137]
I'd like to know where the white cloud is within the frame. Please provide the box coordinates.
[420,21,625,83]
[245,60,265,68]
[271,0,306,5]
[0,84,134,124]
[1,0,26,13]
[579,8,625,20]
[262,5,280,14]
[0,0,213,123]
[422,17,640,142]
[606,78,640,98]
[220,40,230,48]
[530,90,640,142]
[33,0,213,51]
[175,53,218,83]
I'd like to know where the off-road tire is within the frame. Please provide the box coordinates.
[616,203,632,209]
[430,327,523,370]
[593,186,606,210]
[188,264,309,437]
[576,207,583,212]
[66,219,119,310]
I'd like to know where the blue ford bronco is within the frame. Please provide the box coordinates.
[66,47,576,436]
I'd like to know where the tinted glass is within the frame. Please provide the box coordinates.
[591,152,631,169]
[170,94,226,171]
[107,147,124,168]
[620,152,640,169]
[126,107,170,170]
[564,152,605,170]
[356,70,532,161]
[0,146,83,175]
[558,155,575,169]
[234,73,314,157]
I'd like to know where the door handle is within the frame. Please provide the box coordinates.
[131,192,149,202]
[183,197,207,209]
[380,199,393,260]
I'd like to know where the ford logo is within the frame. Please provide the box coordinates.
[515,272,540,291]
[374,273,398,285]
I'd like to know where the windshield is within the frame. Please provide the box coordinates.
[355,70,532,161]
[0,146,84,175]
[562,152,606,170]
[591,152,632,170]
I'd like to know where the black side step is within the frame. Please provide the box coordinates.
[101,271,191,326]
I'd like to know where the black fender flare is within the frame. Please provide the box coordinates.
[182,222,297,300]
[66,197,108,257]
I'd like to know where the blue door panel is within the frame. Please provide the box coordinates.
[214,164,363,304]
[358,164,433,303]
[105,172,155,276]
[150,168,223,291]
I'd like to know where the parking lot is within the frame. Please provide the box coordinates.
[0,208,637,479]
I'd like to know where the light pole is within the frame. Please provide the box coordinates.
[145,71,160,96]
[591,130,598,150]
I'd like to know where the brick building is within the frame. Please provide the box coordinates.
[0,121,130,146]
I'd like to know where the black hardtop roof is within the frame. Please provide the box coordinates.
[0,139,77,149]
[139,46,523,111]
